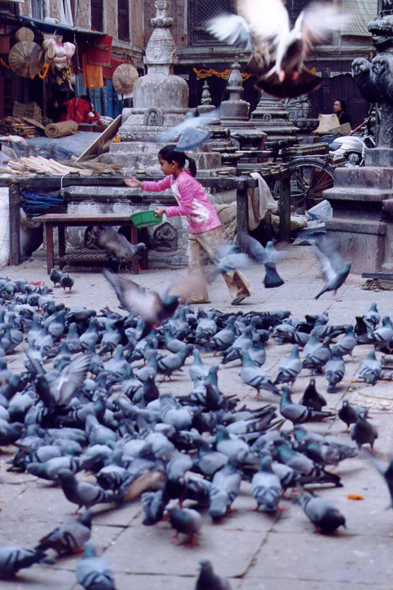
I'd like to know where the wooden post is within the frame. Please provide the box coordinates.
[279,175,291,243]
[46,224,54,274]
[9,181,20,266]
[58,225,66,269]
[236,186,248,252]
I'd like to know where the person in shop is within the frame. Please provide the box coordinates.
[60,93,101,124]
[333,99,351,127]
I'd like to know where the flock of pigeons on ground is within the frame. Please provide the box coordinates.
[0,233,392,589]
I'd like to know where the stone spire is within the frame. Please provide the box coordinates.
[144,1,177,74]
[250,92,299,141]
[197,80,215,115]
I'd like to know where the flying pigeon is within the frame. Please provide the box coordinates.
[313,237,352,299]
[206,0,348,98]
[157,108,220,151]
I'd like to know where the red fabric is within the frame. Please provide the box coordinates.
[103,56,125,80]
[60,98,100,124]
[86,35,112,67]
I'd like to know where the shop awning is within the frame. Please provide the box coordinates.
[1,13,108,37]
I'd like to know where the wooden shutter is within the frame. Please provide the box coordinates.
[91,0,103,32]
[118,0,130,42]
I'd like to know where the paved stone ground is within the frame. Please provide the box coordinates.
[1,245,393,589]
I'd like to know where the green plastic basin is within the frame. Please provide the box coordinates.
[130,210,161,228]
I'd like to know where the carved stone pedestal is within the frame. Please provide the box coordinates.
[324,6,393,273]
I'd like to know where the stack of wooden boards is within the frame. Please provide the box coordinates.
[0,117,40,139]
[4,155,121,177]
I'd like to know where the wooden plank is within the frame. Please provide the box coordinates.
[75,115,122,162]
[8,181,20,266]
[35,214,135,224]
[362,273,393,280]
[21,117,46,131]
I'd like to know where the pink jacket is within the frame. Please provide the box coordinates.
[143,170,221,234]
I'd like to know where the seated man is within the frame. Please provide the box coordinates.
[60,94,100,124]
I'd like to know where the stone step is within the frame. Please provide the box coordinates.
[334,166,393,189]
[101,150,222,171]
[324,187,393,202]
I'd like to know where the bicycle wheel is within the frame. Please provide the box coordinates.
[274,159,335,213]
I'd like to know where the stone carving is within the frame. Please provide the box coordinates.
[352,11,393,149]
[152,222,178,251]
[144,108,163,127]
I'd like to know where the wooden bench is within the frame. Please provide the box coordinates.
[33,214,148,274]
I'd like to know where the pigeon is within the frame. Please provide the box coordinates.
[98,228,145,269]
[76,542,116,590]
[157,345,193,380]
[298,487,346,533]
[157,108,220,151]
[359,350,381,385]
[167,504,203,545]
[60,273,74,292]
[351,410,378,451]
[36,510,92,554]
[57,469,118,512]
[141,489,167,525]
[243,235,286,288]
[363,451,393,509]
[103,269,198,326]
[325,346,345,393]
[371,316,393,350]
[280,386,334,424]
[196,559,232,590]
[302,338,331,374]
[0,546,53,578]
[338,398,359,432]
[240,350,280,399]
[206,0,347,98]
[304,440,358,467]
[189,348,210,382]
[208,459,241,519]
[299,378,326,412]
[251,454,282,511]
[275,344,302,385]
[208,243,253,282]
[356,303,380,338]
[49,268,63,287]
[336,325,357,357]
[313,238,351,299]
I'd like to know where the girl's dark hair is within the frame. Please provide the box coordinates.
[158,145,197,177]
[335,99,347,111]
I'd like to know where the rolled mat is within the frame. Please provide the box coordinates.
[45,120,78,138]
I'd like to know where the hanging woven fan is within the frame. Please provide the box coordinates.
[112,63,138,94]
[9,41,44,78]
[15,27,34,42]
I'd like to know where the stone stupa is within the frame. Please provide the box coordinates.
[102,0,220,176]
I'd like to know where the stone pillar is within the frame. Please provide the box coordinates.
[250,92,299,142]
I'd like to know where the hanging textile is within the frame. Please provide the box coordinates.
[103,56,125,80]
[86,35,112,67]
[82,53,103,89]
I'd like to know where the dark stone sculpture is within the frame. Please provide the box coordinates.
[352,6,393,153]
[152,222,178,251]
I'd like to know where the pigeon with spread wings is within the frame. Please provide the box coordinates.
[207,0,349,98]
[157,109,220,152]
[313,237,351,300]
[103,268,202,325]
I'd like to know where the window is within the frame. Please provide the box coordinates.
[118,0,130,42]
[190,0,233,45]
[91,0,103,32]
[31,0,44,20]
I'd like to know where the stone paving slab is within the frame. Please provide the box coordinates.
[249,531,393,584]
[103,523,264,577]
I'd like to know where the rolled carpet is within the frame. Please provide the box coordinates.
[45,120,78,138]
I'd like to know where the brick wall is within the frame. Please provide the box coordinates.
[143,0,187,47]
[105,0,118,38]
